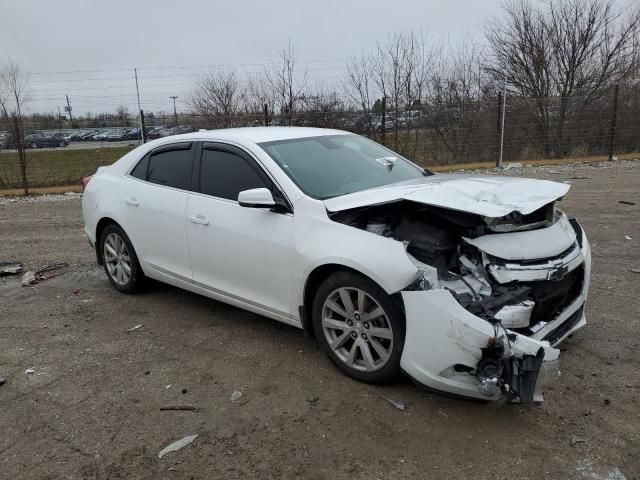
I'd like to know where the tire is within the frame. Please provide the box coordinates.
[99,223,145,294]
[30,142,38,149]
[312,271,405,384]
[58,141,65,147]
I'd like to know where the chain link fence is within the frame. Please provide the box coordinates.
[0,84,638,191]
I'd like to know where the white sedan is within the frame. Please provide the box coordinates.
[82,127,591,404]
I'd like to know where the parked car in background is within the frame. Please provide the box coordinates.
[24,133,69,148]
[82,127,591,405]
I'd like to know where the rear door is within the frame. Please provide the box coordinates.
[120,141,197,280]
[186,142,295,318]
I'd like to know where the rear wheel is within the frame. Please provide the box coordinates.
[312,271,405,384]
[99,224,144,293]
[30,142,38,149]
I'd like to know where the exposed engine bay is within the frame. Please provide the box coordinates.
[330,199,588,403]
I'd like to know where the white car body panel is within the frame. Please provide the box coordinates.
[324,174,570,217]
[119,177,192,280]
[463,213,576,261]
[186,192,296,318]
[401,290,560,401]
[82,127,591,404]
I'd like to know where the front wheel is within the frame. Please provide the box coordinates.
[99,224,145,293]
[312,271,405,384]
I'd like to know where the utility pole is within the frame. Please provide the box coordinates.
[497,72,507,169]
[134,68,144,143]
[170,96,178,125]
[65,95,74,128]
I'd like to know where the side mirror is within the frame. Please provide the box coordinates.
[238,188,275,208]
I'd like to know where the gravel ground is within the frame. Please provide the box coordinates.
[0,160,639,479]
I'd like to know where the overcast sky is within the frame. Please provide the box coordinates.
[0,0,511,115]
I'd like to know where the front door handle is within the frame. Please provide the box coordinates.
[190,214,210,226]
[125,197,140,207]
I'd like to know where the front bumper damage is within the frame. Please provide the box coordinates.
[399,224,591,404]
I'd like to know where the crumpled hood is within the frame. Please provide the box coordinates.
[324,174,570,217]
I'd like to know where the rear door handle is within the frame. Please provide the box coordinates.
[190,214,210,226]
[125,197,140,207]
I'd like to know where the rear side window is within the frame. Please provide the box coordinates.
[130,143,194,190]
[130,154,149,180]
[200,149,268,200]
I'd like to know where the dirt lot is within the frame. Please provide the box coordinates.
[1,161,639,480]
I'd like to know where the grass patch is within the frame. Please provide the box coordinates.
[0,146,134,190]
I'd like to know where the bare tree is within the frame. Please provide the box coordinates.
[424,40,488,164]
[265,40,308,125]
[115,105,131,126]
[345,50,374,131]
[189,70,245,127]
[0,60,29,194]
[486,0,640,156]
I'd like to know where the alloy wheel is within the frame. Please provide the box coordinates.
[103,232,132,286]
[321,287,394,372]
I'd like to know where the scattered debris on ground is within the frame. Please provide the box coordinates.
[306,396,319,406]
[230,390,243,402]
[21,271,36,286]
[383,397,407,411]
[0,262,23,276]
[625,236,632,241]
[25,368,35,374]
[631,269,640,274]
[618,200,635,206]
[160,405,200,411]
[158,434,198,459]
[126,324,144,332]
[0,377,6,386]
[571,436,586,447]
[0,192,82,206]
[21,262,69,286]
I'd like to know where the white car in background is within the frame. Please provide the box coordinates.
[82,127,591,404]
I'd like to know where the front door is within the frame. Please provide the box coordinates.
[186,143,295,318]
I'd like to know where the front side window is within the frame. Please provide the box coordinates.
[199,149,268,201]
[258,134,428,199]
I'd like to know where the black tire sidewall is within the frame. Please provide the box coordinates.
[311,270,405,384]
[99,224,144,294]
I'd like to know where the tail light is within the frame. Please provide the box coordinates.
[82,175,93,191]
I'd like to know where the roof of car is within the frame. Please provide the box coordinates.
[163,126,350,145]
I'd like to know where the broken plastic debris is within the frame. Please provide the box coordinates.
[165,384,172,390]
[618,200,636,205]
[631,269,640,274]
[570,436,586,447]
[21,271,36,286]
[230,390,243,402]
[382,397,407,411]
[20,263,69,287]
[160,405,200,411]
[0,377,6,386]
[25,368,35,374]
[625,235,632,241]
[126,324,144,332]
[0,262,23,276]
[157,434,198,459]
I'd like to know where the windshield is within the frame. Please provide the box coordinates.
[258,134,429,199]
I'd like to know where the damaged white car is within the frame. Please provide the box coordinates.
[82,127,590,404]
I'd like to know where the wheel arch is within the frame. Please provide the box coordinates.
[95,217,124,265]
[300,262,404,339]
